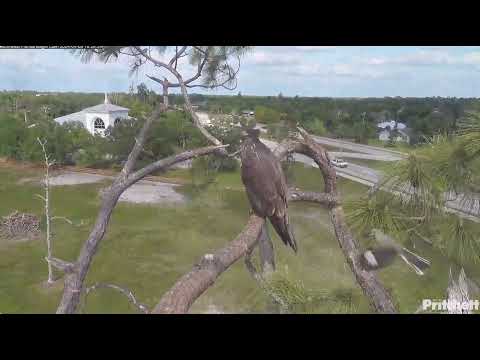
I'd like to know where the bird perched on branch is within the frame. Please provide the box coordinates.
[361,229,431,275]
[239,128,297,252]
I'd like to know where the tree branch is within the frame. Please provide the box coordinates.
[126,145,228,187]
[295,128,396,313]
[169,46,187,67]
[152,215,265,313]
[84,283,149,314]
[46,257,76,274]
[288,189,339,207]
[134,47,226,153]
[56,142,227,314]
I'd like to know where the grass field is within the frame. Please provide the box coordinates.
[0,161,477,313]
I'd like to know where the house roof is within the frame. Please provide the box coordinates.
[377,120,406,130]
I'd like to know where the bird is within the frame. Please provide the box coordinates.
[239,127,297,252]
[361,229,431,275]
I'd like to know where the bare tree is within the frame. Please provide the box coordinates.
[36,138,55,284]
[54,46,250,313]
[55,47,395,314]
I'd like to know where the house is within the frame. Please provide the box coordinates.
[377,120,410,143]
[241,110,255,117]
[54,93,131,136]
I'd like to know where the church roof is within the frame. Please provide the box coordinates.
[82,103,129,114]
[82,92,129,113]
[54,93,129,126]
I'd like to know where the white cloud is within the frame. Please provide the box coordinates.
[364,50,456,66]
[247,51,299,66]
[462,52,480,65]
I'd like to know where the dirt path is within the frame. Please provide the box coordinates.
[48,171,187,205]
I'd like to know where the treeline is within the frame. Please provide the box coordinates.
[0,87,238,173]
[2,88,480,165]
[188,93,480,144]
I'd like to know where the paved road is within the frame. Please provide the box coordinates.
[310,135,406,160]
[197,115,479,220]
[260,138,480,222]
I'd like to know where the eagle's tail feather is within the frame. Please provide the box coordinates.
[399,247,431,275]
[269,215,297,253]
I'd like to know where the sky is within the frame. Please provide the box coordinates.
[1,46,480,97]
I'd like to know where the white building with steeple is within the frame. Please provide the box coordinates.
[54,93,131,136]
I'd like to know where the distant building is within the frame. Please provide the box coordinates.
[54,93,131,136]
[377,120,410,143]
[241,110,255,116]
[35,92,58,97]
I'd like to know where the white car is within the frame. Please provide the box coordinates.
[331,158,348,168]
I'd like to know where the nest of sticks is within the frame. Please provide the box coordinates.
[0,211,40,239]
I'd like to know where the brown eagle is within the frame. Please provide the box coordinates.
[239,128,297,252]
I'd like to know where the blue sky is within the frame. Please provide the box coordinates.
[1,46,480,97]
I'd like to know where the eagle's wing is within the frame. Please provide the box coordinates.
[258,140,289,213]
[241,152,282,217]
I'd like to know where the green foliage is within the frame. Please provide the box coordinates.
[254,105,281,124]
[304,117,326,136]
[260,268,360,313]
[266,121,293,142]
[345,193,405,238]
[440,217,480,264]
[345,120,480,267]
[0,113,27,158]
[205,115,243,154]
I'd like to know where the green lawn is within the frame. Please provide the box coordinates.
[0,163,476,313]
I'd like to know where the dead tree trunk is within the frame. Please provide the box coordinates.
[162,78,169,109]
[37,138,55,284]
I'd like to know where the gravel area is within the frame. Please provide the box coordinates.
[48,171,186,205]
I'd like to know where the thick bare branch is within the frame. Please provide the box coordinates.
[293,129,396,313]
[121,107,165,176]
[126,145,228,187]
[152,215,265,313]
[330,207,396,313]
[288,189,339,207]
[169,46,187,67]
[46,257,76,274]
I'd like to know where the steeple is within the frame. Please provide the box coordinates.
[104,92,110,104]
